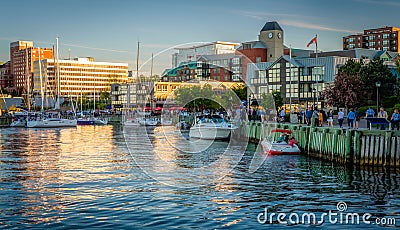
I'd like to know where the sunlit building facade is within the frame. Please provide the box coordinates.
[33,57,128,99]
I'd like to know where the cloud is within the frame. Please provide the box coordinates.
[280,20,359,34]
[353,0,400,7]
[233,10,359,34]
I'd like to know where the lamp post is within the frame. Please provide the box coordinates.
[248,93,254,120]
[376,80,381,113]
[312,88,316,109]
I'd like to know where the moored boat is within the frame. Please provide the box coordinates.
[189,115,237,140]
[261,129,301,155]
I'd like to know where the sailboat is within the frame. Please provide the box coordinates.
[92,89,108,125]
[26,37,77,128]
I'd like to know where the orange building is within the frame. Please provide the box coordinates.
[10,41,53,95]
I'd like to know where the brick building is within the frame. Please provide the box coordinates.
[9,41,53,95]
[343,26,400,52]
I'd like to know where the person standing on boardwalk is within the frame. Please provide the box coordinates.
[279,108,285,123]
[377,107,388,130]
[318,110,324,126]
[354,108,361,129]
[305,106,313,125]
[365,107,375,129]
[327,109,334,127]
[391,109,400,130]
[338,109,345,128]
[347,108,356,129]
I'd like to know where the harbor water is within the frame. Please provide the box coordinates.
[0,125,399,229]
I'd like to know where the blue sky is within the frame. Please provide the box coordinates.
[1,0,400,75]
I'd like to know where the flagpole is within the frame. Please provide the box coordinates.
[289,44,292,114]
[315,34,319,109]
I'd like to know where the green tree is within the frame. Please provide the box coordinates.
[231,84,247,100]
[339,59,362,75]
[271,90,283,110]
[360,58,396,100]
[260,92,275,109]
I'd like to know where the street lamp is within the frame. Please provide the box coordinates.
[376,80,381,113]
[312,88,316,109]
[248,93,254,111]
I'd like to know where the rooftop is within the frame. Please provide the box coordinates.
[260,21,283,32]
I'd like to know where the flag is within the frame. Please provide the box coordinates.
[307,36,317,47]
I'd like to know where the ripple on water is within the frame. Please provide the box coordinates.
[0,125,399,229]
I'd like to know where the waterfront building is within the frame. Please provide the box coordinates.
[247,48,400,110]
[198,53,242,82]
[247,55,352,109]
[9,41,53,95]
[153,80,244,107]
[343,26,400,52]
[0,61,12,90]
[110,81,153,110]
[33,57,128,101]
[172,41,239,68]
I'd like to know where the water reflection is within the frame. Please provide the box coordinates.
[0,125,398,229]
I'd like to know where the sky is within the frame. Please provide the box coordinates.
[1,0,400,75]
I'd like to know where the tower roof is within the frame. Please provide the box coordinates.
[260,21,283,31]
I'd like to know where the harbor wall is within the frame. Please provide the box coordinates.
[242,121,400,168]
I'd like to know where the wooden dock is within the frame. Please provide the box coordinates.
[242,121,400,168]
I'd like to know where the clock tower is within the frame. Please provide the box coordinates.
[258,21,284,62]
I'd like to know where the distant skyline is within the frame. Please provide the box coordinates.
[1,0,400,75]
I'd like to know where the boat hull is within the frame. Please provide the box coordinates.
[10,120,26,127]
[26,119,77,128]
[189,125,235,140]
[261,140,301,155]
[77,119,95,125]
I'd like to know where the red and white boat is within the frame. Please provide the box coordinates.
[261,129,301,155]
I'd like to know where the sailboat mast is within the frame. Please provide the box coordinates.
[150,53,153,78]
[39,47,44,112]
[93,87,96,113]
[56,36,60,109]
[136,41,140,79]
[25,44,30,111]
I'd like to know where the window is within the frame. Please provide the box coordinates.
[232,57,240,65]
[267,63,280,83]
[256,57,261,63]
[383,34,389,39]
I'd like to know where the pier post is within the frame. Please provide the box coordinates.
[345,129,352,164]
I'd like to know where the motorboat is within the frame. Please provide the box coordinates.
[93,117,108,125]
[77,117,95,125]
[160,118,173,126]
[124,118,140,126]
[260,129,301,155]
[137,117,158,126]
[189,115,237,140]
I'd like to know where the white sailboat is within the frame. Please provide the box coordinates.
[26,37,77,128]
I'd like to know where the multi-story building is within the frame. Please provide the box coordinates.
[198,53,242,82]
[110,81,153,110]
[247,47,400,110]
[33,57,128,101]
[247,55,352,110]
[10,41,53,94]
[0,61,12,90]
[153,80,245,107]
[236,21,285,82]
[172,41,240,68]
[343,26,400,52]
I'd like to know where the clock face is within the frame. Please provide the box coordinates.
[277,32,281,39]
[268,32,273,39]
